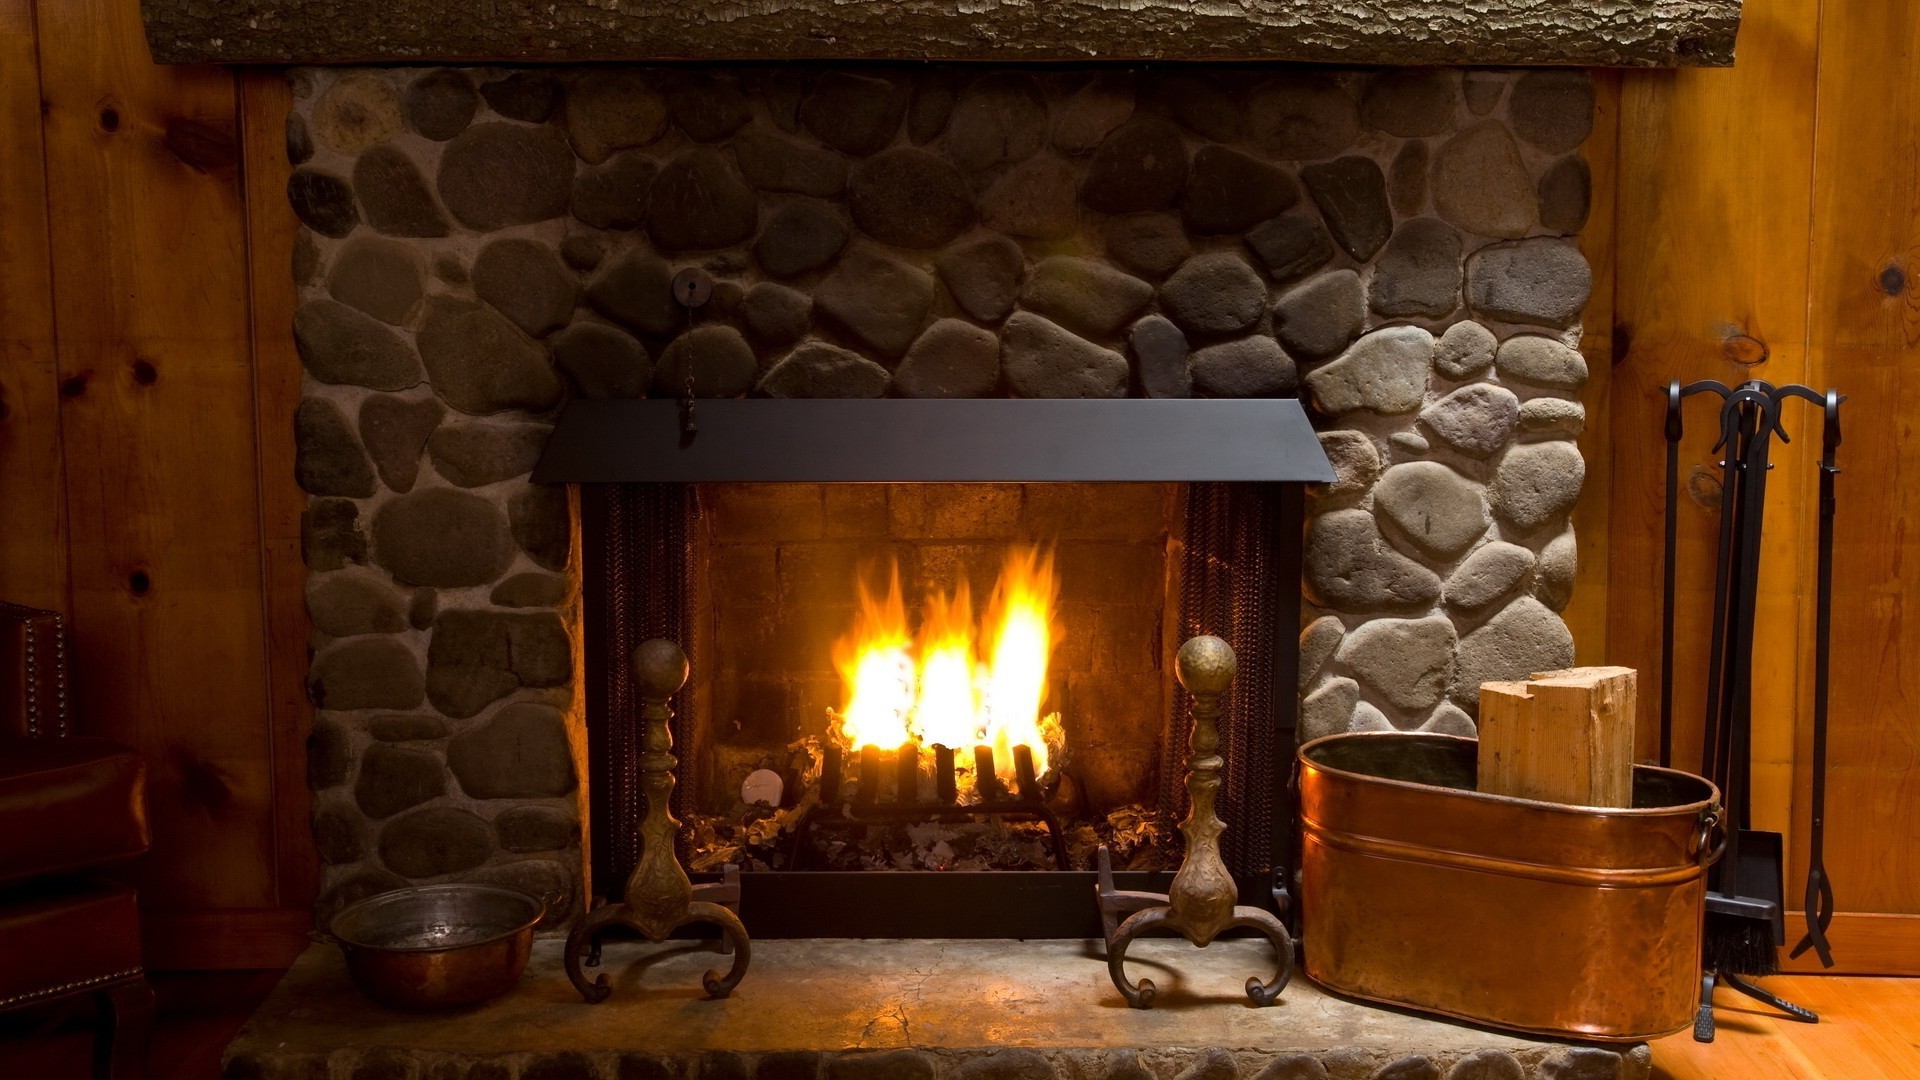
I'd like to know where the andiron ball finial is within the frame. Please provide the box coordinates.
[631,639,690,700]
[1175,635,1237,697]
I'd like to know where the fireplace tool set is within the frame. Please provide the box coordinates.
[1661,379,1843,1042]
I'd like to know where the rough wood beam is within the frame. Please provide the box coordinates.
[140,1,1742,68]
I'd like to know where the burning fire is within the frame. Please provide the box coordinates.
[832,547,1065,793]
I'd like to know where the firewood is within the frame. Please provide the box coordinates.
[1476,666,1637,808]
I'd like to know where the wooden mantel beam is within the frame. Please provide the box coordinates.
[139,1,1742,68]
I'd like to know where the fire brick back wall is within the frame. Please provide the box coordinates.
[287,64,1592,923]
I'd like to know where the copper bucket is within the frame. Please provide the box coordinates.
[1297,732,1721,1042]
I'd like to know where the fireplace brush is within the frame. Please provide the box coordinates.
[1661,379,1842,1043]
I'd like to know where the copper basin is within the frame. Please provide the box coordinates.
[329,884,541,1009]
[1298,732,1721,1042]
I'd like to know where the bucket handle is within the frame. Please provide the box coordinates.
[1691,803,1728,868]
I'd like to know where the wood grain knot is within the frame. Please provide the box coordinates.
[1881,264,1907,297]
[1721,333,1769,366]
[133,360,158,386]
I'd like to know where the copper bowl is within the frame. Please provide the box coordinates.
[329,884,542,1009]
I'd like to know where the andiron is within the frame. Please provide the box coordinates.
[566,638,752,1002]
[1095,635,1293,1008]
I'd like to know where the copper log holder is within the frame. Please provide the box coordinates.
[1095,635,1293,1008]
[566,639,752,1002]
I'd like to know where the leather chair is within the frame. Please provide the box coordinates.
[0,603,153,1078]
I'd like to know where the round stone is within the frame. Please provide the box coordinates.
[1299,617,1346,690]
[981,153,1080,240]
[648,147,758,252]
[1190,336,1297,398]
[1462,73,1506,116]
[1302,157,1392,261]
[438,123,575,231]
[1129,315,1190,399]
[303,499,368,573]
[830,1051,936,1080]
[1317,430,1381,497]
[296,397,376,498]
[295,299,423,390]
[1250,74,1359,159]
[1433,320,1498,379]
[1244,213,1335,284]
[758,342,891,398]
[428,421,550,488]
[1001,312,1128,399]
[1421,703,1478,737]
[287,168,359,238]
[815,248,937,359]
[1491,441,1586,532]
[1361,69,1457,137]
[1446,1050,1522,1080]
[480,72,561,122]
[306,567,407,637]
[326,236,425,326]
[1497,334,1589,388]
[355,744,446,819]
[1433,121,1535,239]
[372,488,515,588]
[1450,596,1576,707]
[285,112,313,165]
[416,297,563,415]
[1102,213,1192,281]
[1053,73,1134,156]
[653,325,758,398]
[309,637,425,710]
[1518,396,1586,436]
[1300,676,1359,744]
[1389,140,1431,216]
[570,151,657,231]
[448,703,576,798]
[1019,257,1154,341]
[292,229,319,285]
[754,201,850,279]
[1161,253,1266,336]
[800,72,907,157]
[559,235,606,272]
[1160,73,1244,143]
[353,145,449,238]
[1538,155,1592,233]
[1374,1055,1441,1080]
[1371,218,1464,318]
[550,321,651,399]
[1466,239,1592,328]
[935,235,1025,324]
[379,807,493,878]
[1510,71,1596,154]
[307,717,352,789]
[1421,383,1520,458]
[951,1050,1055,1080]
[1373,461,1490,558]
[669,73,751,142]
[1183,145,1298,235]
[908,72,959,145]
[1534,526,1577,611]
[313,802,365,864]
[427,612,571,717]
[947,72,1048,173]
[511,486,571,571]
[404,70,476,141]
[313,73,402,154]
[496,807,577,853]
[895,320,1001,399]
[1251,1054,1330,1080]
[473,239,578,339]
[562,70,667,163]
[732,129,848,197]
[848,148,974,250]
[1335,615,1458,711]
[1079,117,1189,214]
[741,283,813,348]
[1171,1048,1238,1080]
[585,248,679,337]
[1304,508,1442,611]
[358,395,444,493]
[1274,269,1365,362]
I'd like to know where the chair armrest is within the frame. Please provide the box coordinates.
[0,603,69,739]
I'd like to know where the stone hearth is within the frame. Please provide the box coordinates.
[224,940,1652,1080]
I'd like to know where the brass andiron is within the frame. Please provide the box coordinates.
[1095,635,1293,1008]
[566,639,751,1002]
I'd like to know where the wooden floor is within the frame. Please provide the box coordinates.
[0,971,1913,1079]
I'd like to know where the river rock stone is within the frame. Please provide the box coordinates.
[1300,676,1360,744]
[379,807,493,878]
[510,486,570,571]
[563,71,667,163]
[1001,312,1128,399]
[296,398,375,498]
[437,122,574,231]
[1462,73,1506,117]
[1534,526,1577,611]
[741,283,813,348]
[295,299,422,390]
[1518,396,1586,435]
[312,803,364,864]
[353,144,449,237]
[1305,508,1442,611]
[308,719,350,789]
[1362,69,1457,137]
[1157,71,1243,142]
[935,234,1024,323]
[1171,1048,1237,1080]
[292,229,319,285]
[1250,74,1358,160]
[1371,218,1463,318]
[1299,616,1346,689]
[357,395,442,494]
[285,113,312,165]
[1492,441,1585,531]
[309,637,425,710]
[1098,214,1188,281]
[404,70,475,141]
[472,239,577,339]
[569,151,656,230]
[428,613,570,719]
[417,297,562,415]
[1318,430,1381,497]
[1020,257,1153,340]
[326,236,424,326]
[585,248,679,337]
[1183,146,1297,235]
[982,153,1079,240]
[1375,1056,1441,1080]
[1336,615,1458,711]
[669,73,751,143]
[1270,271,1359,364]
[1389,140,1430,216]
[754,202,849,278]
[313,73,402,154]
[815,248,937,358]
[848,148,974,249]
[758,342,891,398]
[1420,703,1478,737]
[448,702,576,797]
[550,321,651,399]
[1080,117,1189,214]
[1432,121,1535,240]
[908,71,959,145]
[952,1051,1054,1080]
[1160,253,1265,337]
[1301,157,1392,261]
[1497,334,1589,388]
[653,325,758,398]
[1422,383,1519,458]
[480,72,560,123]
[306,567,407,637]
[831,1051,936,1080]
[801,72,907,157]
[1538,155,1592,233]
[1244,212,1335,284]
[1250,1054,1330,1080]
[427,421,549,487]
[354,744,445,819]
[1451,596,1576,707]
[647,147,758,251]
[1351,700,1395,732]
[1444,541,1534,612]
[287,168,359,238]
[895,320,1000,398]
[303,499,367,572]
[948,72,1048,173]
[732,129,848,197]
[1433,320,1498,379]
[1190,336,1296,398]
[1129,315,1190,399]
[491,573,569,609]
[1374,461,1490,558]
[1448,1050,1524,1080]
[1511,71,1596,154]
[1466,238,1592,328]
[496,807,577,853]
[1053,73,1133,155]
[372,488,515,587]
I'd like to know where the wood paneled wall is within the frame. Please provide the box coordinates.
[2,0,1916,971]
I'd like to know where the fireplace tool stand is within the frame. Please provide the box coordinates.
[567,639,752,1002]
[1095,635,1293,1008]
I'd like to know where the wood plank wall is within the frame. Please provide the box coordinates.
[2,0,1917,971]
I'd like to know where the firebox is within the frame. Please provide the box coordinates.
[536,397,1331,936]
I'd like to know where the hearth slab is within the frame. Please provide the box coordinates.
[226,939,1650,1080]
